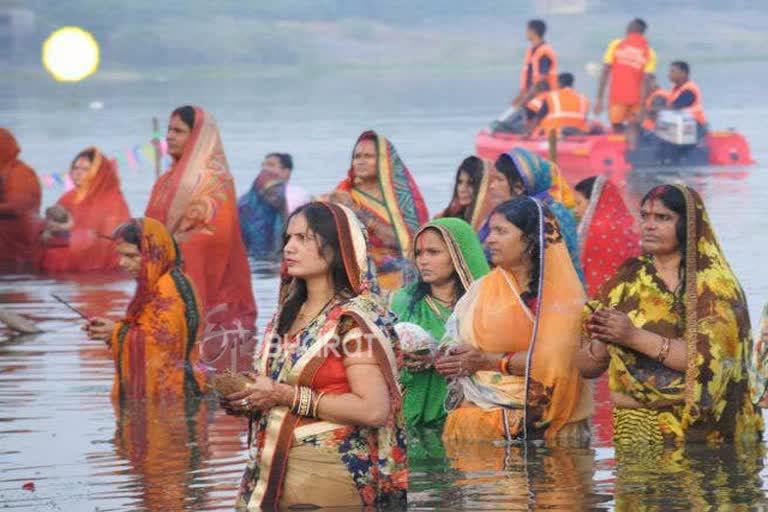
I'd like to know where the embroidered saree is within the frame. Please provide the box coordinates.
[442,199,592,443]
[237,168,288,258]
[0,128,42,273]
[41,147,130,272]
[577,176,640,297]
[591,184,762,445]
[436,158,498,232]
[505,147,583,281]
[335,130,429,290]
[109,218,204,401]
[390,218,490,430]
[237,202,407,510]
[145,107,256,332]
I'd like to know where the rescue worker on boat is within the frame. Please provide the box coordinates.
[530,72,590,136]
[639,73,670,132]
[511,19,558,108]
[666,60,707,136]
[593,18,657,133]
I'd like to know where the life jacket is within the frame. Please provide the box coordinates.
[519,43,558,92]
[641,88,671,131]
[537,87,590,135]
[608,33,652,105]
[669,80,706,125]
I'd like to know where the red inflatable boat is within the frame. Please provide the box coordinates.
[475,129,754,182]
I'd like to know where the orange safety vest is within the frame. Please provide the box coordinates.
[669,80,706,125]
[641,88,671,131]
[537,87,590,135]
[519,43,558,92]
[608,33,652,105]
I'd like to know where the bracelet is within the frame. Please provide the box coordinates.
[291,386,314,417]
[312,392,327,418]
[504,352,515,375]
[657,336,671,364]
[587,340,609,363]
[498,353,509,374]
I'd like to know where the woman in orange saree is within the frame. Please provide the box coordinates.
[40,147,131,272]
[436,196,592,443]
[85,217,204,401]
[145,106,256,338]
[0,128,42,273]
[331,130,429,290]
[220,201,407,509]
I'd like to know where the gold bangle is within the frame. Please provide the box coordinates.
[312,392,327,418]
[657,336,671,364]
[290,386,300,412]
[587,340,609,363]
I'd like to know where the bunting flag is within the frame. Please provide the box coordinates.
[40,136,171,188]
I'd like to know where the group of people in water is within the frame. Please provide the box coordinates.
[2,99,768,507]
[499,17,707,145]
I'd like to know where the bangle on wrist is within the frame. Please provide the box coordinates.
[587,340,609,363]
[657,336,671,364]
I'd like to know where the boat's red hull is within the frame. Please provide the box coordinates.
[475,129,754,182]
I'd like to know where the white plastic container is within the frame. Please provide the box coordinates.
[655,110,698,145]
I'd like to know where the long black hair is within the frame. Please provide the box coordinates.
[641,185,687,254]
[172,105,196,130]
[70,148,96,169]
[494,153,526,196]
[446,155,483,218]
[276,202,354,336]
[574,176,598,200]
[490,197,543,301]
[408,227,466,312]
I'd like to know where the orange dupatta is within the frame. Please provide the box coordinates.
[110,218,204,401]
[145,107,256,332]
[41,147,130,272]
[443,199,591,440]
[0,128,42,272]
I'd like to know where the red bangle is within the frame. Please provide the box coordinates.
[498,353,509,374]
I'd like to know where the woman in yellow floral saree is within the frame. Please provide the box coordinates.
[332,130,429,290]
[577,184,762,446]
[436,196,592,443]
[219,202,407,510]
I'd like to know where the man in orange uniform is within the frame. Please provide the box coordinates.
[594,18,656,132]
[640,74,670,131]
[511,19,558,107]
[533,73,590,136]
[667,61,707,130]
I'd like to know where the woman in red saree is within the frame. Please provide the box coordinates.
[331,130,429,290]
[574,176,641,297]
[40,147,131,272]
[220,201,407,509]
[145,106,256,338]
[0,128,42,273]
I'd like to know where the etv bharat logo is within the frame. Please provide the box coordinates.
[199,304,258,372]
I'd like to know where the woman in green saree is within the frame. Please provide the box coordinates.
[390,218,489,432]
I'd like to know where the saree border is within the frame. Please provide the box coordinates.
[674,183,700,413]
[576,175,606,259]
[376,137,412,255]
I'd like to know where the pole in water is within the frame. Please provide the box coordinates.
[152,117,162,178]
[548,129,557,164]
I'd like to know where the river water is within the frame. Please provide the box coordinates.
[2,61,768,510]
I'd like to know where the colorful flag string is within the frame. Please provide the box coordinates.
[40,137,171,189]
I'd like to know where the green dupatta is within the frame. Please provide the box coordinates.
[390,217,490,429]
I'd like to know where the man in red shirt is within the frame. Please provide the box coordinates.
[594,18,656,132]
